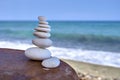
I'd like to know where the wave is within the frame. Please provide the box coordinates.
[1,28,120,43]
[0,29,34,39]
[0,40,120,68]
[52,33,120,43]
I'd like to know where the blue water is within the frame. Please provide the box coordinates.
[0,21,120,52]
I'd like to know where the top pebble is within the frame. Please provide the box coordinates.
[38,16,46,21]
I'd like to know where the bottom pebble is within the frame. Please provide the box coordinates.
[42,57,60,68]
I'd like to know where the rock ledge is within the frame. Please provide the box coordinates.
[0,48,79,80]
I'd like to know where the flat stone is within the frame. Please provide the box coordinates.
[35,27,51,32]
[25,47,51,60]
[38,16,46,21]
[34,31,51,38]
[32,38,52,48]
[38,24,51,28]
[39,21,48,24]
[42,57,60,68]
[0,48,79,80]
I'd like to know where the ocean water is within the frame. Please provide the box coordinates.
[0,21,120,67]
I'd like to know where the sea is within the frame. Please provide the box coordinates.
[0,20,120,67]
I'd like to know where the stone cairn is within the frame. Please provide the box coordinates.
[25,16,60,68]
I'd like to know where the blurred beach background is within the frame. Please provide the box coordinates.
[0,0,120,69]
[0,21,120,68]
[1,1,120,79]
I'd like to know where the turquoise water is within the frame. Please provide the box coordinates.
[0,21,120,51]
[51,21,120,36]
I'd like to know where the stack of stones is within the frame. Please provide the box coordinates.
[25,16,60,68]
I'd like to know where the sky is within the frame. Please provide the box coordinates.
[0,0,120,21]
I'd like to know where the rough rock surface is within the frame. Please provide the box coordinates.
[0,48,79,80]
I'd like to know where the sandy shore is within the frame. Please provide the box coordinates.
[62,59,120,80]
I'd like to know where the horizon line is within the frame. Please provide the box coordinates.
[0,19,120,22]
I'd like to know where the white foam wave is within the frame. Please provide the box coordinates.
[0,41,120,68]
[0,41,34,50]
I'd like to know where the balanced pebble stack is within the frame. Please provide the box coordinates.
[25,16,60,68]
